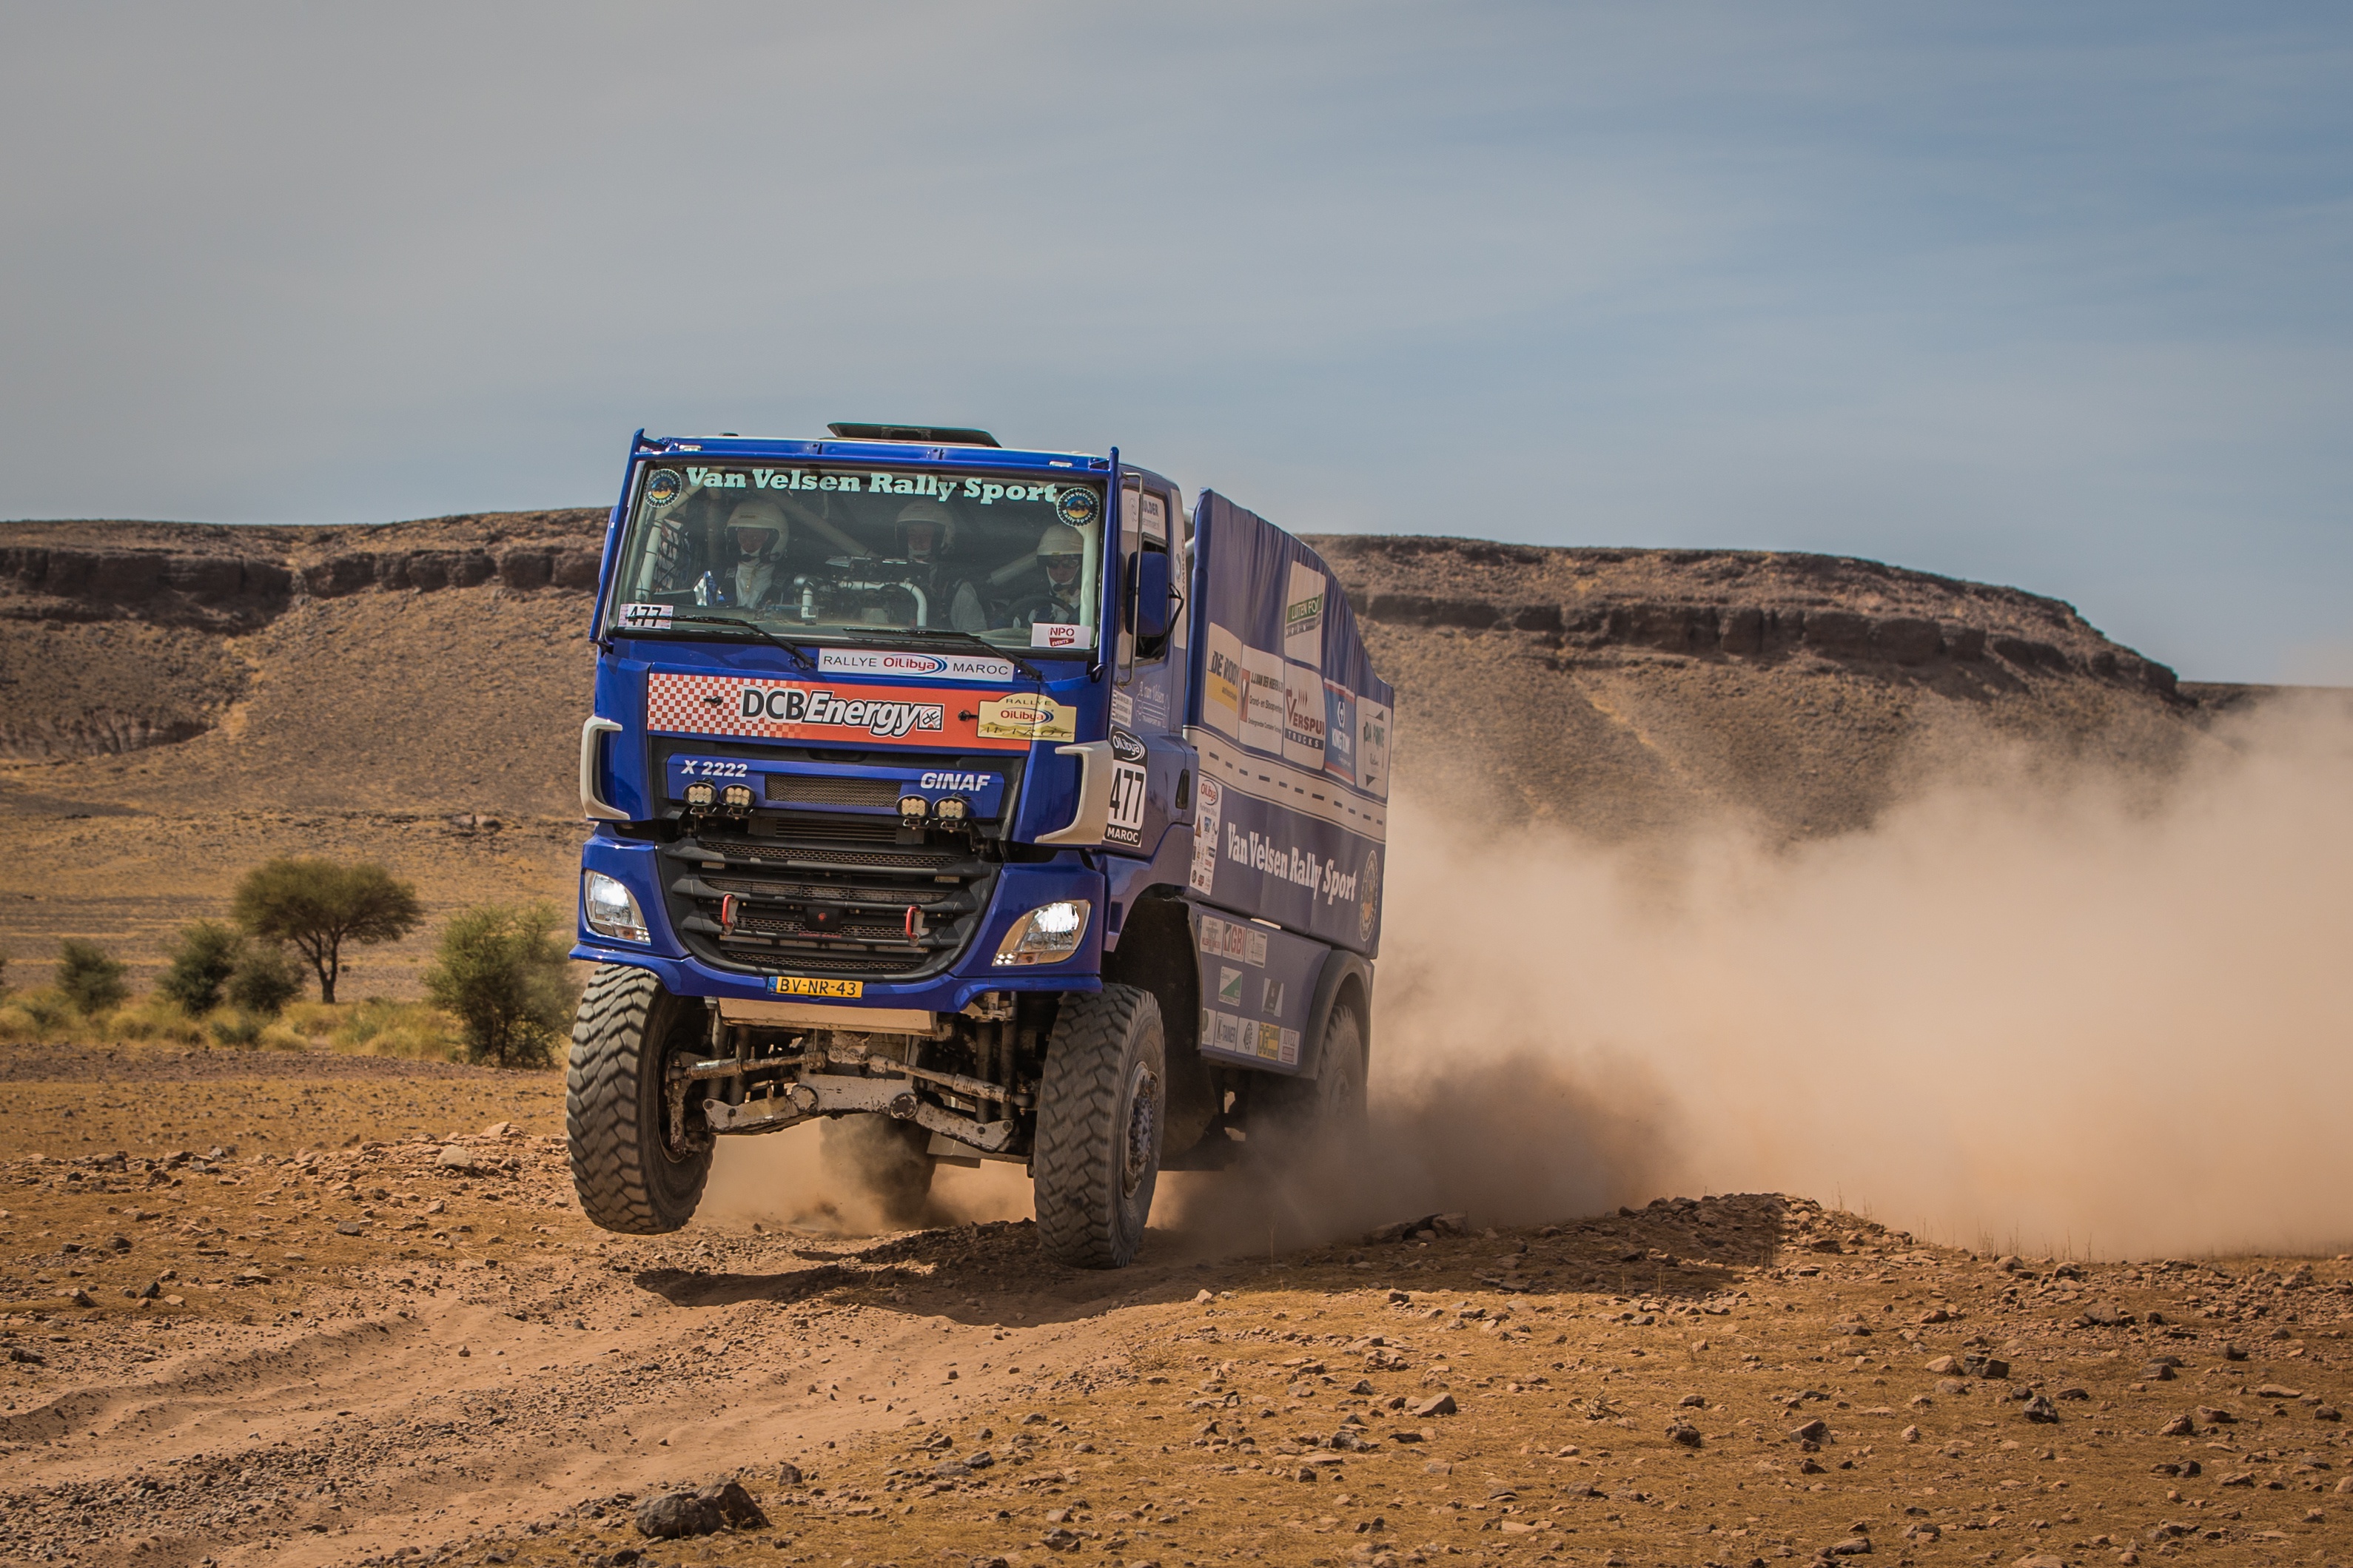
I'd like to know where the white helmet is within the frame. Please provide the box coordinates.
[1035,523,1086,559]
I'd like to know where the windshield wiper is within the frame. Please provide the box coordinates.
[827,627,1044,681]
[663,615,818,670]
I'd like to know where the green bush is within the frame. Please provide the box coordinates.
[57,939,128,1015]
[210,1012,264,1048]
[422,902,574,1069]
[158,921,245,1013]
[226,942,305,1017]
[232,858,423,1003]
[329,997,463,1062]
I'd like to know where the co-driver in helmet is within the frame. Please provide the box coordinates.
[892,499,988,633]
[1008,523,1088,629]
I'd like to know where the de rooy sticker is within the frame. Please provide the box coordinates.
[645,469,684,507]
[1055,488,1100,527]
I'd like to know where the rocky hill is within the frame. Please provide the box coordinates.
[1309,534,2203,838]
[1,514,2222,829]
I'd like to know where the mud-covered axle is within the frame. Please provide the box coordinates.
[665,1002,1044,1162]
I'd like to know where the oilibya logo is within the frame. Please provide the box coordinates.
[1110,728,1147,763]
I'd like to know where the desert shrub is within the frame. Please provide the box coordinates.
[157,921,245,1012]
[108,995,207,1046]
[232,858,423,1003]
[274,1000,340,1043]
[57,940,128,1015]
[329,997,462,1062]
[423,902,573,1069]
[210,1012,264,1048]
[226,942,305,1017]
[0,988,86,1044]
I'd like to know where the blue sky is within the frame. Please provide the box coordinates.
[4,3,2347,681]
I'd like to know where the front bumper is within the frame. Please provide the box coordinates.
[572,830,1104,1015]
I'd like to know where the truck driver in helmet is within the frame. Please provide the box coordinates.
[893,499,987,633]
[725,499,790,609]
[1010,523,1088,628]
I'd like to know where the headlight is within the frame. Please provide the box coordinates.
[993,899,1091,966]
[582,869,651,943]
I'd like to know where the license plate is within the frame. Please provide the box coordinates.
[770,976,863,998]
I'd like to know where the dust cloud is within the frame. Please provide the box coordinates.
[1342,693,2353,1261]
[705,697,2353,1265]
[702,1121,1032,1237]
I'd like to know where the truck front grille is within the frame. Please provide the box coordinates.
[764,775,904,808]
[659,821,994,980]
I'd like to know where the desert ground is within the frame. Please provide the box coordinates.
[4,1041,2349,1568]
[2,513,2349,1566]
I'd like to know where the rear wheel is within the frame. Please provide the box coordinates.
[565,965,712,1234]
[1263,1002,1369,1153]
[1033,984,1164,1269]
[819,1114,938,1228]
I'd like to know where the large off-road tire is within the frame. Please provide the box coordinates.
[1033,984,1165,1269]
[819,1114,938,1228]
[1263,1003,1369,1153]
[566,964,712,1234]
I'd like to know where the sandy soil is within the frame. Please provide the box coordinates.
[2,1045,2346,1568]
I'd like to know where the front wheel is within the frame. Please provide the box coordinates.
[1032,984,1164,1269]
[565,965,712,1234]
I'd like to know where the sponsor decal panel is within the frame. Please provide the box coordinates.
[646,671,1035,751]
[1030,622,1095,650]
[1194,782,1386,955]
[1356,699,1392,800]
[618,601,674,631]
[976,693,1076,744]
[1283,561,1328,667]
[1202,622,1245,737]
[1239,645,1286,754]
[814,647,1014,682]
[1104,727,1149,847]
[670,465,1098,510]
[1195,914,1272,967]
[1189,777,1223,895]
[1217,966,1245,1007]
[1136,489,1168,542]
[1322,679,1357,786]
[1280,661,1328,770]
[1196,1010,1300,1068]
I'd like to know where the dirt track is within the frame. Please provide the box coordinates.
[4,1046,2349,1568]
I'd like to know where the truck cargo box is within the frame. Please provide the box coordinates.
[1183,491,1394,959]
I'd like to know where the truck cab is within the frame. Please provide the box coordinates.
[568,425,1392,1267]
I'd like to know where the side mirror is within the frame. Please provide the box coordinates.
[1128,549,1172,642]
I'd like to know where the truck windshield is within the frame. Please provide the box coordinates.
[608,461,1103,651]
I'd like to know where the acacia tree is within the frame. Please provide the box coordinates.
[231,858,423,1003]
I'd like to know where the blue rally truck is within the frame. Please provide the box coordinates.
[568,424,1394,1267]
